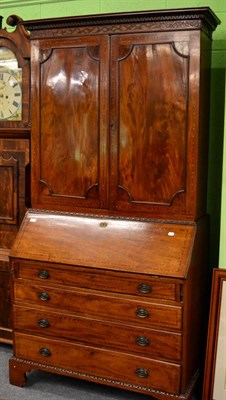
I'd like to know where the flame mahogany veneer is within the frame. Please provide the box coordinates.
[8,8,220,400]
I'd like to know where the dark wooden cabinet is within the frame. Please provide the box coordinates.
[28,8,219,221]
[8,7,220,400]
[0,16,31,343]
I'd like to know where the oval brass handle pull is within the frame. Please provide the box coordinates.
[37,270,49,279]
[38,319,49,328]
[136,308,149,318]
[39,347,51,357]
[136,336,149,346]
[38,292,50,301]
[135,368,149,378]
[138,283,152,294]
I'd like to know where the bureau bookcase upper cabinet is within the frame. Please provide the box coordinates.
[28,8,219,220]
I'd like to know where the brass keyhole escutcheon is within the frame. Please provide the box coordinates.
[100,222,108,228]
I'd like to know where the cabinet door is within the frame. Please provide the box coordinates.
[0,154,18,225]
[31,36,109,212]
[110,32,200,219]
[0,139,29,232]
[0,138,30,342]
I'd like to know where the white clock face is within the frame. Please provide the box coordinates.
[0,71,22,120]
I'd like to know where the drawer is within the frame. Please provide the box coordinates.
[14,281,182,330]
[16,260,179,301]
[14,305,182,361]
[14,332,181,395]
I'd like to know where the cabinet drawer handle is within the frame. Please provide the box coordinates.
[136,308,149,318]
[135,368,149,378]
[37,270,49,279]
[136,336,149,346]
[38,318,49,328]
[38,292,50,301]
[39,348,51,357]
[138,283,152,294]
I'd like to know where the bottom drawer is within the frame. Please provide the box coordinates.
[14,332,181,395]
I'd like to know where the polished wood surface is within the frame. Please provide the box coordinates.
[11,210,195,278]
[111,35,187,211]
[17,260,180,300]
[13,281,182,330]
[10,210,209,400]
[14,305,182,361]
[39,39,108,206]
[31,35,109,210]
[8,7,220,400]
[0,138,30,342]
[27,9,219,221]
[14,332,181,394]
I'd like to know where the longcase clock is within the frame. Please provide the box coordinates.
[0,15,30,343]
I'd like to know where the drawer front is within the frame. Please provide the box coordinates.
[14,305,182,361]
[17,260,179,301]
[14,281,182,330]
[14,332,181,394]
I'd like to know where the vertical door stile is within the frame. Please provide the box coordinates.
[99,35,110,209]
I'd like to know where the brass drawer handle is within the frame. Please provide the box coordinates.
[38,318,49,328]
[136,308,149,318]
[38,292,50,301]
[136,336,149,346]
[135,368,149,378]
[138,283,152,294]
[37,270,50,279]
[39,347,51,357]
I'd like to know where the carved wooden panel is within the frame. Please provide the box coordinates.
[0,154,18,225]
[0,139,29,230]
[0,139,30,248]
[110,33,190,215]
[32,36,109,211]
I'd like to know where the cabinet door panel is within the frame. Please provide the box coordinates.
[32,36,109,211]
[0,155,18,224]
[0,138,30,342]
[110,33,194,218]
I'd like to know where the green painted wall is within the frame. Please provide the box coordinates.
[1,0,226,267]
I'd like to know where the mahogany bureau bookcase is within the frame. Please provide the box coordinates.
[8,7,220,400]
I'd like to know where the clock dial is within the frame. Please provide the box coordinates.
[0,71,22,120]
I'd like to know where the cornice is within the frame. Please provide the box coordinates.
[19,7,220,40]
